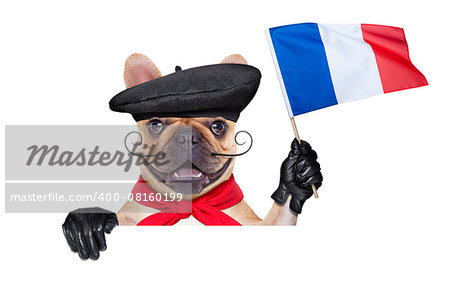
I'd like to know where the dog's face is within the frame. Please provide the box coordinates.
[137,117,236,195]
[124,53,247,196]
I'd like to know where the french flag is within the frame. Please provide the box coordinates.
[266,23,428,116]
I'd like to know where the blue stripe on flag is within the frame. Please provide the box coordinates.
[269,23,338,115]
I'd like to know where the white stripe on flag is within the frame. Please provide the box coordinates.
[318,24,384,103]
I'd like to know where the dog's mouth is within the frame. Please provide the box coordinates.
[166,159,230,184]
[147,159,231,194]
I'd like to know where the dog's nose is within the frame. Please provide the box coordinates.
[176,129,199,145]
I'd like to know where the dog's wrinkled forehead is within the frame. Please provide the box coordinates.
[109,53,261,122]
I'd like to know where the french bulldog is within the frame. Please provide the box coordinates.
[62,53,323,260]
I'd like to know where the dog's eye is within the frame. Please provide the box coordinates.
[211,120,226,136]
[147,119,163,134]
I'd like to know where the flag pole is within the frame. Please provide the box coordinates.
[265,28,318,199]
[290,117,319,199]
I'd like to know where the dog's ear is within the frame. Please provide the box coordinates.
[220,54,247,65]
[124,53,162,88]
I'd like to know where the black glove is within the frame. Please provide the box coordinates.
[272,139,323,214]
[62,207,118,260]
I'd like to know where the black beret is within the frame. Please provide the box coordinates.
[109,64,261,122]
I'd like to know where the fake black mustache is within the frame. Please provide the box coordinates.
[124,130,253,158]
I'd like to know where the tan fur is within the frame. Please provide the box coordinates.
[135,117,237,199]
[117,53,298,226]
[220,54,248,65]
[124,53,162,88]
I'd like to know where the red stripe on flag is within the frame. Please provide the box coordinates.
[361,24,428,93]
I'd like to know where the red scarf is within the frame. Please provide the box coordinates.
[132,174,243,226]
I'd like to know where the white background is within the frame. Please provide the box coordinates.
[1,0,449,299]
